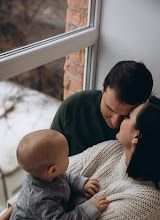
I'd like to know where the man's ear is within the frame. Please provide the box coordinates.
[48,165,56,178]
[102,78,105,94]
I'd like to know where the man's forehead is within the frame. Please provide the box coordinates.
[107,100,136,116]
[104,88,137,116]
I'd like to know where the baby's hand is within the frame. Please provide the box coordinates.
[83,178,100,197]
[89,196,110,211]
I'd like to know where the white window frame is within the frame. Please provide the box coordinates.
[0,0,102,90]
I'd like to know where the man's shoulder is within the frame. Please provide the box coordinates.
[67,90,101,99]
[64,90,101,105]
[52,90,102,129]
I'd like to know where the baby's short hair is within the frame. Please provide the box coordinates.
[17,129,68,179]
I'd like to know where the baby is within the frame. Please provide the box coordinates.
[10,129,109,220]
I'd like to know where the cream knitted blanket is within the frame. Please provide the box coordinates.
[68,140,160,220]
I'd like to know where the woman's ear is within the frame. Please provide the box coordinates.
[132,137,139,145]
[131,131,140,145]
[48,165,56,178]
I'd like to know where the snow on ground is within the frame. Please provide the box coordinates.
[0,81,61,174]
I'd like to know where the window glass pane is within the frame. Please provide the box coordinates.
[9,57,65,101]
[0,0,89,53]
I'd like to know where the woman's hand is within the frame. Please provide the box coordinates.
[89,196,110,211]
[83,178,100,197]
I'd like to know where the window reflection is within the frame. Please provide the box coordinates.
[0,0,68,53]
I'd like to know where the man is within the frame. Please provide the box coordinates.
[51,61,153,156]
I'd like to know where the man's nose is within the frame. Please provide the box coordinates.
[111,114,122,128]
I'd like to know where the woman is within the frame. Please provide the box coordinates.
[68,96,160,219]
[1,97,160,220]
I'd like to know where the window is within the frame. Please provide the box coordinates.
[0,0,89,53]
[0,0,101,89]
[0,0,102,210]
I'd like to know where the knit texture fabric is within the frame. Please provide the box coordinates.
[68,140,160,220]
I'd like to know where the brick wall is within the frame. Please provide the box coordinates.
[63,0,88,99]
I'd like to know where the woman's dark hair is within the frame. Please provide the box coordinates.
[104,61,153,105]
[127,96,160,189]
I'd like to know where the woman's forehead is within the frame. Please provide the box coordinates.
[132,103,146,116]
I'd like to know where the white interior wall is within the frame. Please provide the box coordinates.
[95,0,160,97]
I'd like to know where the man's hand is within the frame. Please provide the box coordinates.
[83,179,100,197]
[89,196,110,211]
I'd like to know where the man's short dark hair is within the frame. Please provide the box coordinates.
[127,96,160,189]
[104,61,153,105]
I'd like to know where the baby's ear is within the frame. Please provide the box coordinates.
[48,165,56,177]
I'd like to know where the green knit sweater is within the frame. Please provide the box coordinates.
[50,90,118,155]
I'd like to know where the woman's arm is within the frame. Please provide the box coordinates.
[0,206,13,220]
[0,192,19,220]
